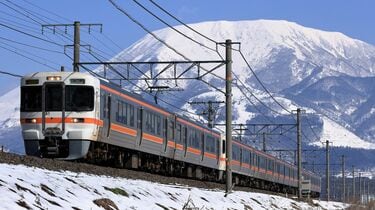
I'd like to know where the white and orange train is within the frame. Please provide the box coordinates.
[20,71,320,197]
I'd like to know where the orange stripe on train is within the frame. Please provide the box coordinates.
[111,123,137,137]
[20,118,103,126]
[143,133,163,144]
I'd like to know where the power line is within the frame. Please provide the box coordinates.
[0,44,58,70]
[0,36,63,54]
[108,0,187,60]
[148,0,219,45]
[238,50,292,114]
[0,70,22,77]
[20,0,72,23]
[132,0,219,54]
[0,22,62,46]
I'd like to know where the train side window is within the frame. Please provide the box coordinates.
[129,104,134,127]
[145,111,151,132]
[150,113,155,134]
[176,124,181,143]
[116,100,120,122]
[156,115,161,136]
[121,102,128,125]
[168,120,174,140]
[222,140,226,154]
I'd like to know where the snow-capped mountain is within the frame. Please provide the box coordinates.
[1,20,375,161]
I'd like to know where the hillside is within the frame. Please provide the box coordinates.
[0,152,348,210]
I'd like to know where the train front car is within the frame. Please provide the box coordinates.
[20,72,100,159]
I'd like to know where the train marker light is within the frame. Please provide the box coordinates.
[46,76,62,81]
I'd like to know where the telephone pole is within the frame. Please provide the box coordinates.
[225,39,233,194]
[342,155,345,202]
[73,21,80,72]
[42,21,102,72]
[352,166,356,202]
[359,172,362,203]
[188,100,224,128]
[262,132,266,152]
[326,140,330,201]
[297,108,302,199]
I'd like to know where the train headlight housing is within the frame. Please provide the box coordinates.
[71,118,84,123]
[46,76,62,81]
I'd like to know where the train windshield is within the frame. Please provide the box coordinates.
[21,84,94,112]
[21,86,42,112]
[45,84,63,111]
[65,86,94,111]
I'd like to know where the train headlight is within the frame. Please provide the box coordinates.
[71,118,84,123]
[46,76,62,81]
[23,118,37,123]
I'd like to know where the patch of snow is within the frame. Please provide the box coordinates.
[0,163,349,210]
[311,117,375,149]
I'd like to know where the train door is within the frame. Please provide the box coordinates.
[183,126,188,157]
[201,133,205,161]
[101,93,111,139]
[136,107,143,146]
[163,118,168,152]
[42,82,65,136]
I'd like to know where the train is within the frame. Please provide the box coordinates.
[20,71,321,197]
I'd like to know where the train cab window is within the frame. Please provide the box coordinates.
[46,84,63,111]
[65,86,94,111]
[21,86,42,111]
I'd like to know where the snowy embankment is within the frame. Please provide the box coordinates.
[0,163,348,210]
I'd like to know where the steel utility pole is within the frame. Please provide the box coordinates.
[225,39,233,194]
[262,132,266,152]
[297,108,302,199]
[352,166,355,202]
[42,21,102,72]
[73,21,80,72]
[326,140,330,201]
[359,172,362,203]
[188,100,224,128]
[342,155,346,202]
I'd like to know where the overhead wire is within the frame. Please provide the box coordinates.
[0,44,58,70]
[132,0,219,53]
[148,0,219,45]
[0,35,63,54]
[0,70,22,77]
[0,22,62,46]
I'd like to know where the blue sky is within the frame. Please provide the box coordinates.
[0,0,374,95]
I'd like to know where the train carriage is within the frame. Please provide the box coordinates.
[20,71,320,197]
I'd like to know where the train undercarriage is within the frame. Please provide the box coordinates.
[83,141,304,197]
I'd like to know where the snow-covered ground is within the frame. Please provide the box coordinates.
[0,163,349,210]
